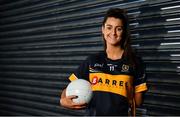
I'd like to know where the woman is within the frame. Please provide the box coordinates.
[60,8,148,116]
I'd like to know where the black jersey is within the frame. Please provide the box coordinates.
[68,52,147,116]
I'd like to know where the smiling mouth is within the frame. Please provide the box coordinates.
[108,36,117,40]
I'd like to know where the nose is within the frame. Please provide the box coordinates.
[111,28,117,35]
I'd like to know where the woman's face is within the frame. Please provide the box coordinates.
[102,17,123,47]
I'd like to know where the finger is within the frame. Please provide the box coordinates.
[67,95,78,99]
[73,102,87,106]
[67,101,87,109]
[73,105,87,109]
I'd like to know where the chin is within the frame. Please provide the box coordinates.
[109,40,120,45]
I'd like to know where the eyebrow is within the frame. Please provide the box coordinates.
[105,24,123,27]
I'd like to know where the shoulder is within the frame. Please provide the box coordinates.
[134,55,146,71]
[132,50,145,66]
[87,51,106,61]
[136,55,145,65]
[78,52,104,66]
[135,55,143,63]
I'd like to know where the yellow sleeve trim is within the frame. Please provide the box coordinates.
[135,83,148,93]
[69,74,78,81]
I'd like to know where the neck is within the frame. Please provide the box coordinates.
[106,45,124,60]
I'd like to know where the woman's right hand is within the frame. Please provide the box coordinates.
[60,89,87,109]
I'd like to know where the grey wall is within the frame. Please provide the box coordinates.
[0,0,180,116]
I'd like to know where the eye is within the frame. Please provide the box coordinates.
[117,27,123,32]
[106,26,112,30]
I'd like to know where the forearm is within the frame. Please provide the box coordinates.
[60,88,66,105]
[134,92,143,107]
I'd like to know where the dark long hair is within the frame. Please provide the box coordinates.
[102,8,137,67]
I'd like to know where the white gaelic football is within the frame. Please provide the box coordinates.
[66,79,93,104]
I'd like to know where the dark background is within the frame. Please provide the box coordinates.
[0,0,180,116]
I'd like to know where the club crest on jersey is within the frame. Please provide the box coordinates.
[121,64,129,72]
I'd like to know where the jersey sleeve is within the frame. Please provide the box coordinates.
[134,57,148,93]
[69,56,90,82]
